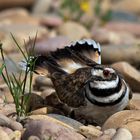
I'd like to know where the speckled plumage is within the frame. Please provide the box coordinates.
[28,39,132,125]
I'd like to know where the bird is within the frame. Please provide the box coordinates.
[20,39,132,125]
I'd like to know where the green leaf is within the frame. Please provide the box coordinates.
[0,64,5,75]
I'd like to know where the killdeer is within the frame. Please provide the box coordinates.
[20,39,132,125]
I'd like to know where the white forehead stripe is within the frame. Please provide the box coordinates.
[91,68,115,77]
[90,76,119,89]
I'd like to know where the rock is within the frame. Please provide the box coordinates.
[30,107,48,115]
[0,84,13,103]
[28,36,71,55]
[9,130,21,140]
[96,135,112,140]
[0,114,23,131]
[39,15,63,28]
[103,128,116,138]
[97,128,116,140]
[0,0,34,9]
[91,27,136,45]
[28,136,40,140]
[111,61,140,92]
[41,88,55,99]
[110,11,140,22]
[0,24,48,53]
[1,126,13,135]
[33,76,53,91]
[48,114,83,130]
[58,21,90,41]
[112,128,132,140]
[102,110,140,138]
[101,44,140,67]
[123,121,140,139]
[112,0,140,14]
[0,103,16,116]
[0,127,10,140]
[22,119,86,140]
[32,0,52,14]
[132,93,140,100]
[28,115,74,130]
[0,8,39,26]
[79,125,103,139]
[105,21,140,37]
[127,100,140,110]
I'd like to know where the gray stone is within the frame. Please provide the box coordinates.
[22,119,86,140]
[112,128,132,140]
[111,61,140,92]
[48,114,83,130]
[0,114,23,131]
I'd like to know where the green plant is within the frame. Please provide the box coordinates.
[0,63,5,75]
[94,0,112,22]
[60,0,91,20]
[0,34,37,121]
[60,0,112,24]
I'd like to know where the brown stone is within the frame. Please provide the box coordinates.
[32,0,52,14]
[132,93,140,100]
[0,103,16,116]
[0,84,13,103]
[111,61,140,92]
[0,0,34,9]
[0,127,10,140]
[102,110,140,138]
[0,24,48,53]
[0,8,39,26]
[28,36,71,55]
[91,27,136,45]
[79,125,103,139]
[9,130,21,140]
[0,114,23,131]
[39,15,63,28]
[101,45,140,67]
[105,22,140,37]
[30,107,48,115]
[112,0,140,14]
[58,21,90,41]
[128,100,140,110]
[34,76,53,91]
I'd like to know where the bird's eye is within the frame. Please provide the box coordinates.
[103,69,110,77]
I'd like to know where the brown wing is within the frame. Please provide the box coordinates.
[50,39,101,73]
[51,67,92,107]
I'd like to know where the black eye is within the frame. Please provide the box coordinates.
[103,69,110,77]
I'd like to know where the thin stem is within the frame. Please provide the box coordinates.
[11,34,27,61]
[0,44,12,90]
